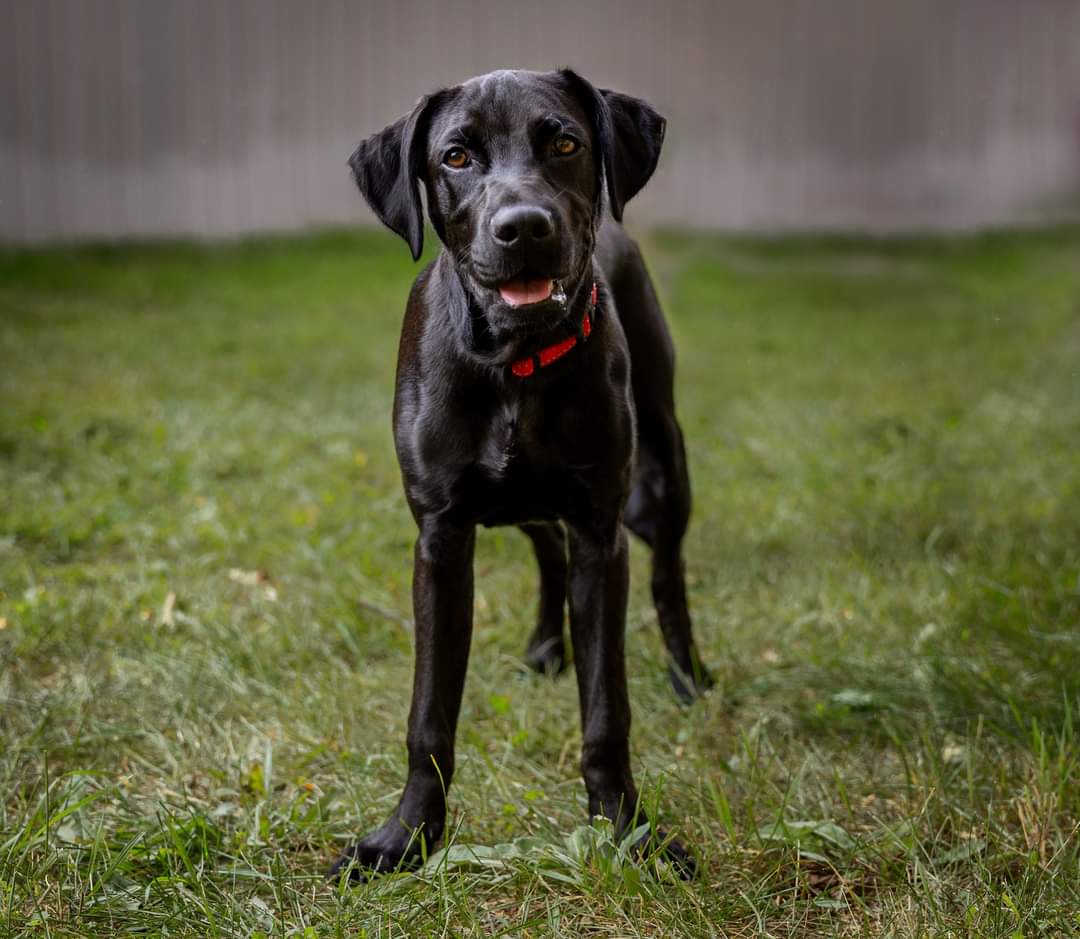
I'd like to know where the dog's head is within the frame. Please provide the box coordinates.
[348,69,665,334]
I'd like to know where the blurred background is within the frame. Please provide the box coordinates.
[3,0,1080,242]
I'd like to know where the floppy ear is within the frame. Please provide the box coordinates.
[560,70,666,222]
[599,88,666,220]
[348,94,441,261]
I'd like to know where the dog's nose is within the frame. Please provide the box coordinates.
[490,205,555,248]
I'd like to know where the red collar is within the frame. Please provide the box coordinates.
[510,282,598,378]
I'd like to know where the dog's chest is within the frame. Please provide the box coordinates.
[478,402,526,479]
[470,401,578,526]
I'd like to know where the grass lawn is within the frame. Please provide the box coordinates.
[1,226,1079,937]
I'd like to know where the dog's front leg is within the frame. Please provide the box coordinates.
[567,520,697,876]
[566,522,639,831]
[332,518,475,880]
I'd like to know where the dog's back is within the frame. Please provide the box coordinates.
[596,219,679,425]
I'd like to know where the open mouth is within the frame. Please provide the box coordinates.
[496,274,561,307]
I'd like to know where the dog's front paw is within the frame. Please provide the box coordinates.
[329,823,430,883]
[634,828,698,880]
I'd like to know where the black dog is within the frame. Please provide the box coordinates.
[333,69,712,880]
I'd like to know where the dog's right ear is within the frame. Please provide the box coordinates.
[558,70,666,224]
[348,94,442,261]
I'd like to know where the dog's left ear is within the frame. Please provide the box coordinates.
[560,70,666,222]
[348,93,443,261]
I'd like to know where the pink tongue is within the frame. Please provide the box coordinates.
[498,277,554,306]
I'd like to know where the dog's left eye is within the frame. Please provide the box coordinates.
[552,135,579,156]
[443,147,471,168]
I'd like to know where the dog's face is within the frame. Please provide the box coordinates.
[349,70,665,335]
[421,72,598,332]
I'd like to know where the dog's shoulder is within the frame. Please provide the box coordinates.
[395,256,450,375]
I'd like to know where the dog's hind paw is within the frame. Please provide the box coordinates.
[668,660,715,705]
[524,634,567,676]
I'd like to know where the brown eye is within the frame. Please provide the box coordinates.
[553,135,579,156]
[444,147,470,168]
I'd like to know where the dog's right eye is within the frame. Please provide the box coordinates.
[443,147,471,169]
[552,134,580,156]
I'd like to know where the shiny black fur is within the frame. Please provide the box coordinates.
[332,69,712,881]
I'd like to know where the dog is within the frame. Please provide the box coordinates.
[332,68,712,880]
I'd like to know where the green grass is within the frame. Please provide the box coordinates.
[1,226,1079,937]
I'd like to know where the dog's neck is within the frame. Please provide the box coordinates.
[445,255,600,372]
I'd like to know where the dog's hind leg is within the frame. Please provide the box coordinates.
[624,412,714,703]
[519,522,568,675]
